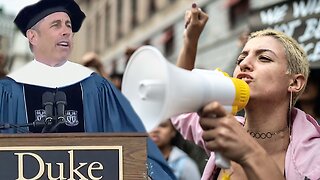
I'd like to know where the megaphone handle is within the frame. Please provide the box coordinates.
[215,152,231,169]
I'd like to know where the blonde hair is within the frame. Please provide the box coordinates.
[249,29,309,104]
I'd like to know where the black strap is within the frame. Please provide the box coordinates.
[213,167,221,180]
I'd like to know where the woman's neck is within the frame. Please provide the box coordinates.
[245,104,289,131]
[244,100,291,154]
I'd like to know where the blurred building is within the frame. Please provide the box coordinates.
[0,8,14,52]
[9,32,33,72]
[0,6,33,73]
[72,0,291,75]
[3,0,320,73]
[0,7,15,72]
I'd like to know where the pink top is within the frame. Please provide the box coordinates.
[171,108,320,180]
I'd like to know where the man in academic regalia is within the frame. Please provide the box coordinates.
[0,0,176,179]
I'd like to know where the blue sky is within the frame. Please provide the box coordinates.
[0,0,39,15]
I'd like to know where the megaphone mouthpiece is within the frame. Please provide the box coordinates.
[230,77,250,114]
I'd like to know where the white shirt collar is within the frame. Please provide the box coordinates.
[8,60,93,88]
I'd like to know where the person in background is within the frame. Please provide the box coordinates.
[109,72,123,90]
[149,119,201,180]
[81,47,142,90]
[296,68,320,123]
[81,51,109,79]
[81,51,123,90]
[173,3,320,179]
[175,130,209,176]
[0,0,176,179]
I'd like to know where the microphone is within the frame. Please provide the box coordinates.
[42,91,55,125]
[55,91,67,123]
[48,91,67,132]
[41,91,55,133]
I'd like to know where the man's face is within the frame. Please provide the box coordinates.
[30,12,73,65]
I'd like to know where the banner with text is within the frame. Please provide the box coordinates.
[249,0,320,67]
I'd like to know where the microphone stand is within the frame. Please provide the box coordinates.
[41,116,55,133]
[1,91,67,133]
[0,116,61,133]
[47,115,66,133]
[0,123,30,133]
[0,117,50,133]
[48,91,67,133]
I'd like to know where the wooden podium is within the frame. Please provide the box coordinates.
[0,133,148,180]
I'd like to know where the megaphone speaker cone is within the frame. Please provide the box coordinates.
[122,46,250,132]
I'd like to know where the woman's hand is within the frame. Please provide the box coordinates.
[184,3,209,45]
[176,3,208,70]
[198,101,285,179]
[198,101,261,165]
